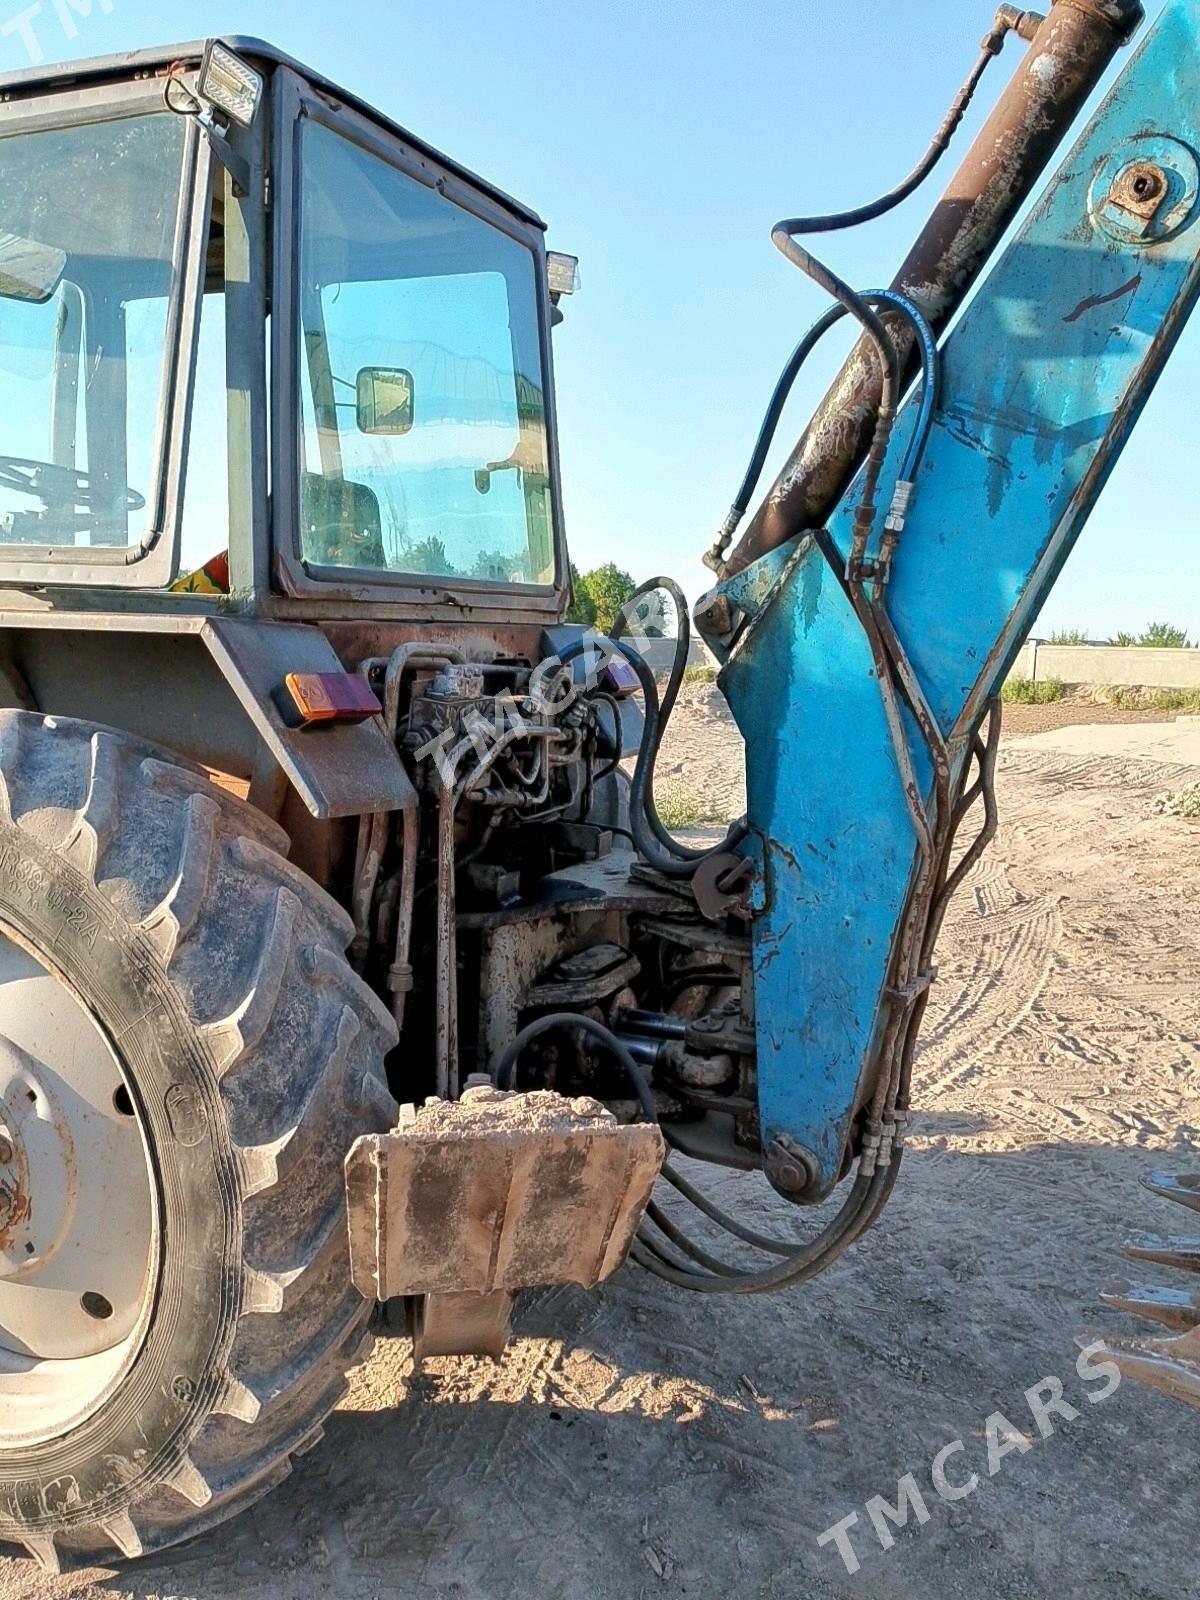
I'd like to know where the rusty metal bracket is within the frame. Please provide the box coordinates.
[1089,136,1200,247]
[692,853,755,922]
[409,1290,515,1361]
[345,1087,665,1348]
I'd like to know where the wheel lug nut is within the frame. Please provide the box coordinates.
[0,1137,13,1165]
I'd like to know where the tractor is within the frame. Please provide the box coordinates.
[0,1,1198,1571]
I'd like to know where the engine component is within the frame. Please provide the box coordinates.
[525,942,640,1010]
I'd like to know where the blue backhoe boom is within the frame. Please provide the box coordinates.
[701,0,1200,1201]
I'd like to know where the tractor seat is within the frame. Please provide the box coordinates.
[301,474,386,570]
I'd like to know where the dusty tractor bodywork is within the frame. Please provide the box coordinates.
[2,2,1200,1572]
[0,37,749,1568]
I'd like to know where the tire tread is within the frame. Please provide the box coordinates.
[0,713,397,1568]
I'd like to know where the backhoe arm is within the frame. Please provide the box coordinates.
[700,0,1200,1201]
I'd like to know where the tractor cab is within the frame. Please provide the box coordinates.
[0,39,571,615]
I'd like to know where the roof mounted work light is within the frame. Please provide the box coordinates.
[546,253,580,300]
[197,42,264,128]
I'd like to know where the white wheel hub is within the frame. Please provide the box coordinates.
[0,932,157,1445]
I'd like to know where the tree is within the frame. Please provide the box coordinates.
[397,535,459,577]
[1138,621,1192,649]
[568,562,636,634]
[566,563,598,627]
[1109,624,1193,647]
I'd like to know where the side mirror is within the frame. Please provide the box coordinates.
[0,233,66,305]
[356,367,415,436]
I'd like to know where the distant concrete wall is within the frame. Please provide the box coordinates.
[637,638,1200,689]
[1010,642,1200,689]
[632,639,719,674]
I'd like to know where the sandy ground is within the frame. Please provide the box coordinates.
[989,696,1181,741]
[5,700,1200,1600]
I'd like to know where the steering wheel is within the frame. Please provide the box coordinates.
[0,455,146,516]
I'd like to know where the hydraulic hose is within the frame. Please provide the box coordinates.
[611,637,748,878]
[773,11,1034,240]
[631,1160,902,1294]
[493,1007,905,1294]
[496,1012,659,1124]
[513,179,934,1292]
[726,1,1141,576]
[555,631,747,879]
[718,291,939,561]
[612,577,696,857]
[592,9,1066,1297]
[648,47,957,1290]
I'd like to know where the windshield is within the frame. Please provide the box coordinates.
[296,121,556,587]
[0,113,186,549]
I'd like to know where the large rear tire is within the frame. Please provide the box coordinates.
[0,712,397,1571]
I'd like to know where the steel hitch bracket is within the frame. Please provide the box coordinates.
[345,1085,664,1359]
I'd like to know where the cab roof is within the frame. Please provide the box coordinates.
[0,35,545,230]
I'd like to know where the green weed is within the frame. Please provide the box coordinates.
[1002,677,1065,705]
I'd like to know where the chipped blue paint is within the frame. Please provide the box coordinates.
[709,0,1200,1197]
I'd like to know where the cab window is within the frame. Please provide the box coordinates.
[295,120,555,586]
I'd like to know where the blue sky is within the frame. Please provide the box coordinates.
[6,0,1197,641]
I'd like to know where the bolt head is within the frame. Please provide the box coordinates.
[1110,161,1170,223]
[0,1137,13,1166]
[764,1138,819,1199]
[697,596,733,636]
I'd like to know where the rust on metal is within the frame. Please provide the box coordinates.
[691,852,755,922]
[723,0,1145,578]
[0,1104,40,1261]
[410,1289,515,1360]
[344,1085,665,1311]
[1101,160,1172,237]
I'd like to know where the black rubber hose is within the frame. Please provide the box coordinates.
[554,634,746,879]
[612,577,700,861]
[728,302,846,528]
[492,979,902,1296]
[765,235,902,576]
[552,635,672,849]
[643,1199,744,1277]
[495,1012,659,1124]
[633,1158,901,1295]
[769,236,899,404]
[771,30,1003,238]
[727,292,939,536]
[659,1159,800,1258]
[757,23,1028,573]
[611,638,748,879]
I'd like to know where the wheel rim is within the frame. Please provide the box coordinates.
[0,929,158,1447]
